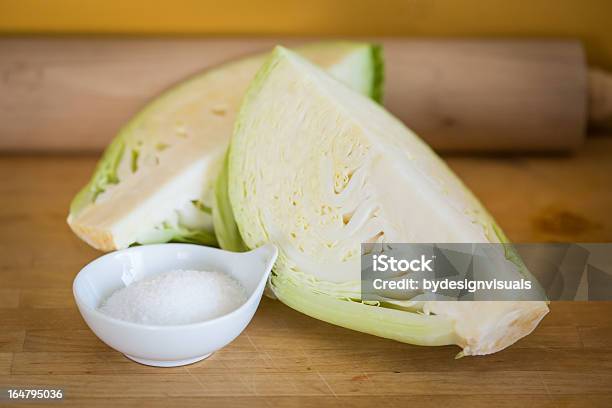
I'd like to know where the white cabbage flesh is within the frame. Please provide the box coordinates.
[68,42,383,251]
[228,47,548,356]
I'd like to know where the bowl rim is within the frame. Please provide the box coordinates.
[73,243,275,331]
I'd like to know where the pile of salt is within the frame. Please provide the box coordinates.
[98,269,247,325]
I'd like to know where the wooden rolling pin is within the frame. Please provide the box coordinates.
[0,38,611,152]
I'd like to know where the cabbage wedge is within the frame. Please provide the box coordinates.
[226,47,548,356]
[68,42,383,251]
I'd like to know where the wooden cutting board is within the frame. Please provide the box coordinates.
[1,136,611,406]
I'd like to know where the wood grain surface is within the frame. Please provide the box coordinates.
[0,38,588,152]
[1,138,612,406]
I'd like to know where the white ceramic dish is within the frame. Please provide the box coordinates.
[73,243,278,367]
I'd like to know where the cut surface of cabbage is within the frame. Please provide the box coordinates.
[227,46,548,356]
[68,42,383,251]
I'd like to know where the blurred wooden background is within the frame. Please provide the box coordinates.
[1,0,611,69]
[1,0,611,152]
[0,38,589,152]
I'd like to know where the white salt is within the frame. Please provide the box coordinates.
[98,269,247,325]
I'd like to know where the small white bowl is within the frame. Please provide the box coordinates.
[73,243,278,367]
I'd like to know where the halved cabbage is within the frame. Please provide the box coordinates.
[68,42,383,251]
[226,47,548,356]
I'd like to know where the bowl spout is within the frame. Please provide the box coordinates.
[244,244,278,281]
